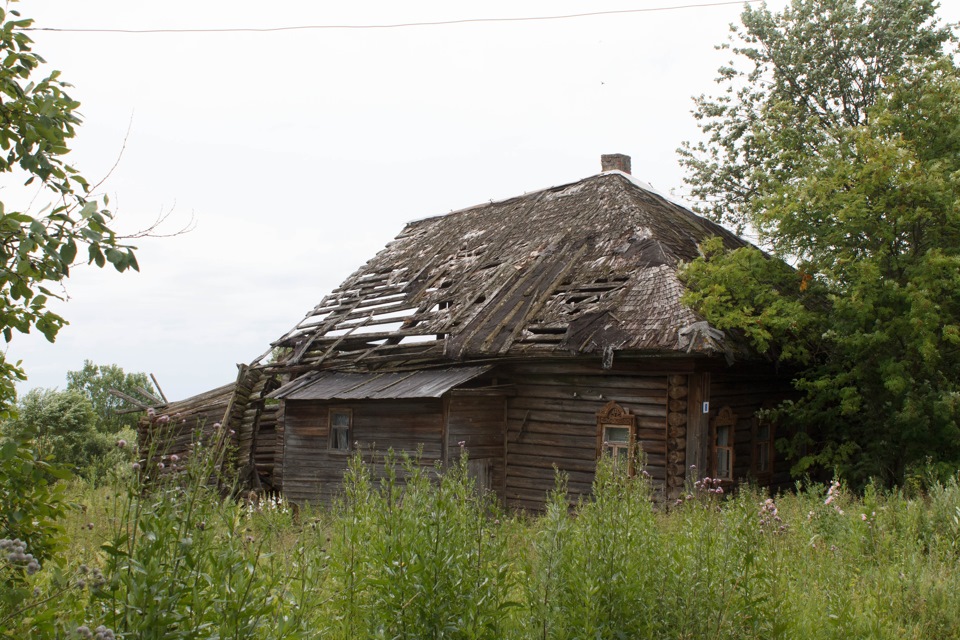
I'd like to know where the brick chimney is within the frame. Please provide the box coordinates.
[600,153,631,174]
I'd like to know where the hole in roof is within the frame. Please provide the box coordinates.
[529,327,566,335]
[398,334,439,344]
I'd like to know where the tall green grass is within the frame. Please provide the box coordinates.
[4,429,960,639]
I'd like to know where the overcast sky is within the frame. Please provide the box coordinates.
[9,0,959,402]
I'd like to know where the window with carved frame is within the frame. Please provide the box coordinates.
[596,401,636,476]
[711,406,737,482]
[329,407,352,452]
[752,412,775,482]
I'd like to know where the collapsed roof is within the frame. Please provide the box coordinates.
[263,169,749,373]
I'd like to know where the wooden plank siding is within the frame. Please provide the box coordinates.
[446,393,507,494]
[282,398,445,506]
[500,363,670,510]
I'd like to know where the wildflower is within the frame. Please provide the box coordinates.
[131,462,141,471]
[76,626,93,639]
[147,408,156,418]
[116,439,127,449]
[170,454,180,463]
[86,522,94,530]
[214,422,222,429]
[458,440,466,447]
[26,560,40,575]
[94,626,116,640]
[157,415,170,424]
[158,462,165,470]
[861,513,868,521]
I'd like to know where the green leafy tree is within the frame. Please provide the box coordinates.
[66,360,156,435]
[679,0,960,487]
[0,2,138,407]
[0,388,111,472]
[678,0,953,235]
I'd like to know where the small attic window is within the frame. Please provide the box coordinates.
[435,300,452,311]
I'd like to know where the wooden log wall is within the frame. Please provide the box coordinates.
[709,371,794,491]
[500,362,669,511]
[282,398,445,506]
[446,392,507,494]
[137,383,234,467]
[665,375,688,500]
[253,404,280,485]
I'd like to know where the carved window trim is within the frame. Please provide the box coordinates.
[751,412,776,483]
[596,401,636,476]
[711,406,737,482]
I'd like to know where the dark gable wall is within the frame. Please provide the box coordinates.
[282,398,445,505]
[709,370,795,490]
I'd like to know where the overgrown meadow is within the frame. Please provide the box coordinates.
[4,429,960,639]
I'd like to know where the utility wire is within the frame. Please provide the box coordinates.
[27,0,758,34]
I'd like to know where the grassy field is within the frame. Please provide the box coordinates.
[4,443,960,639]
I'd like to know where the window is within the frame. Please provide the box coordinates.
[752,416,775,480]
[596,401,636,475]
[711,406,737,482]
[329,408,352,452]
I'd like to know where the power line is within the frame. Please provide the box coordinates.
[26,1,758,34]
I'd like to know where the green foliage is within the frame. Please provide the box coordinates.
[679,0,960,487]
[2,389,102,468]
[324,451,518,638]
[679,0,953,233]
[0,388,129,481]
[523,461,663,638]
[0,432,70,565]
[0,2,138,412]
[66,360,156,435]
[94,422,305,640]
[8,448,960,638]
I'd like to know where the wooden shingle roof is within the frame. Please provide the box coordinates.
[266,171,749,372]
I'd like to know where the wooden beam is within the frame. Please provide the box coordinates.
[150,374,169,403]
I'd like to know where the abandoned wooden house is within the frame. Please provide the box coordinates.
[143,154,794,508]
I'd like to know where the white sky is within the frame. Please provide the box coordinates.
[8,0,959,402]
